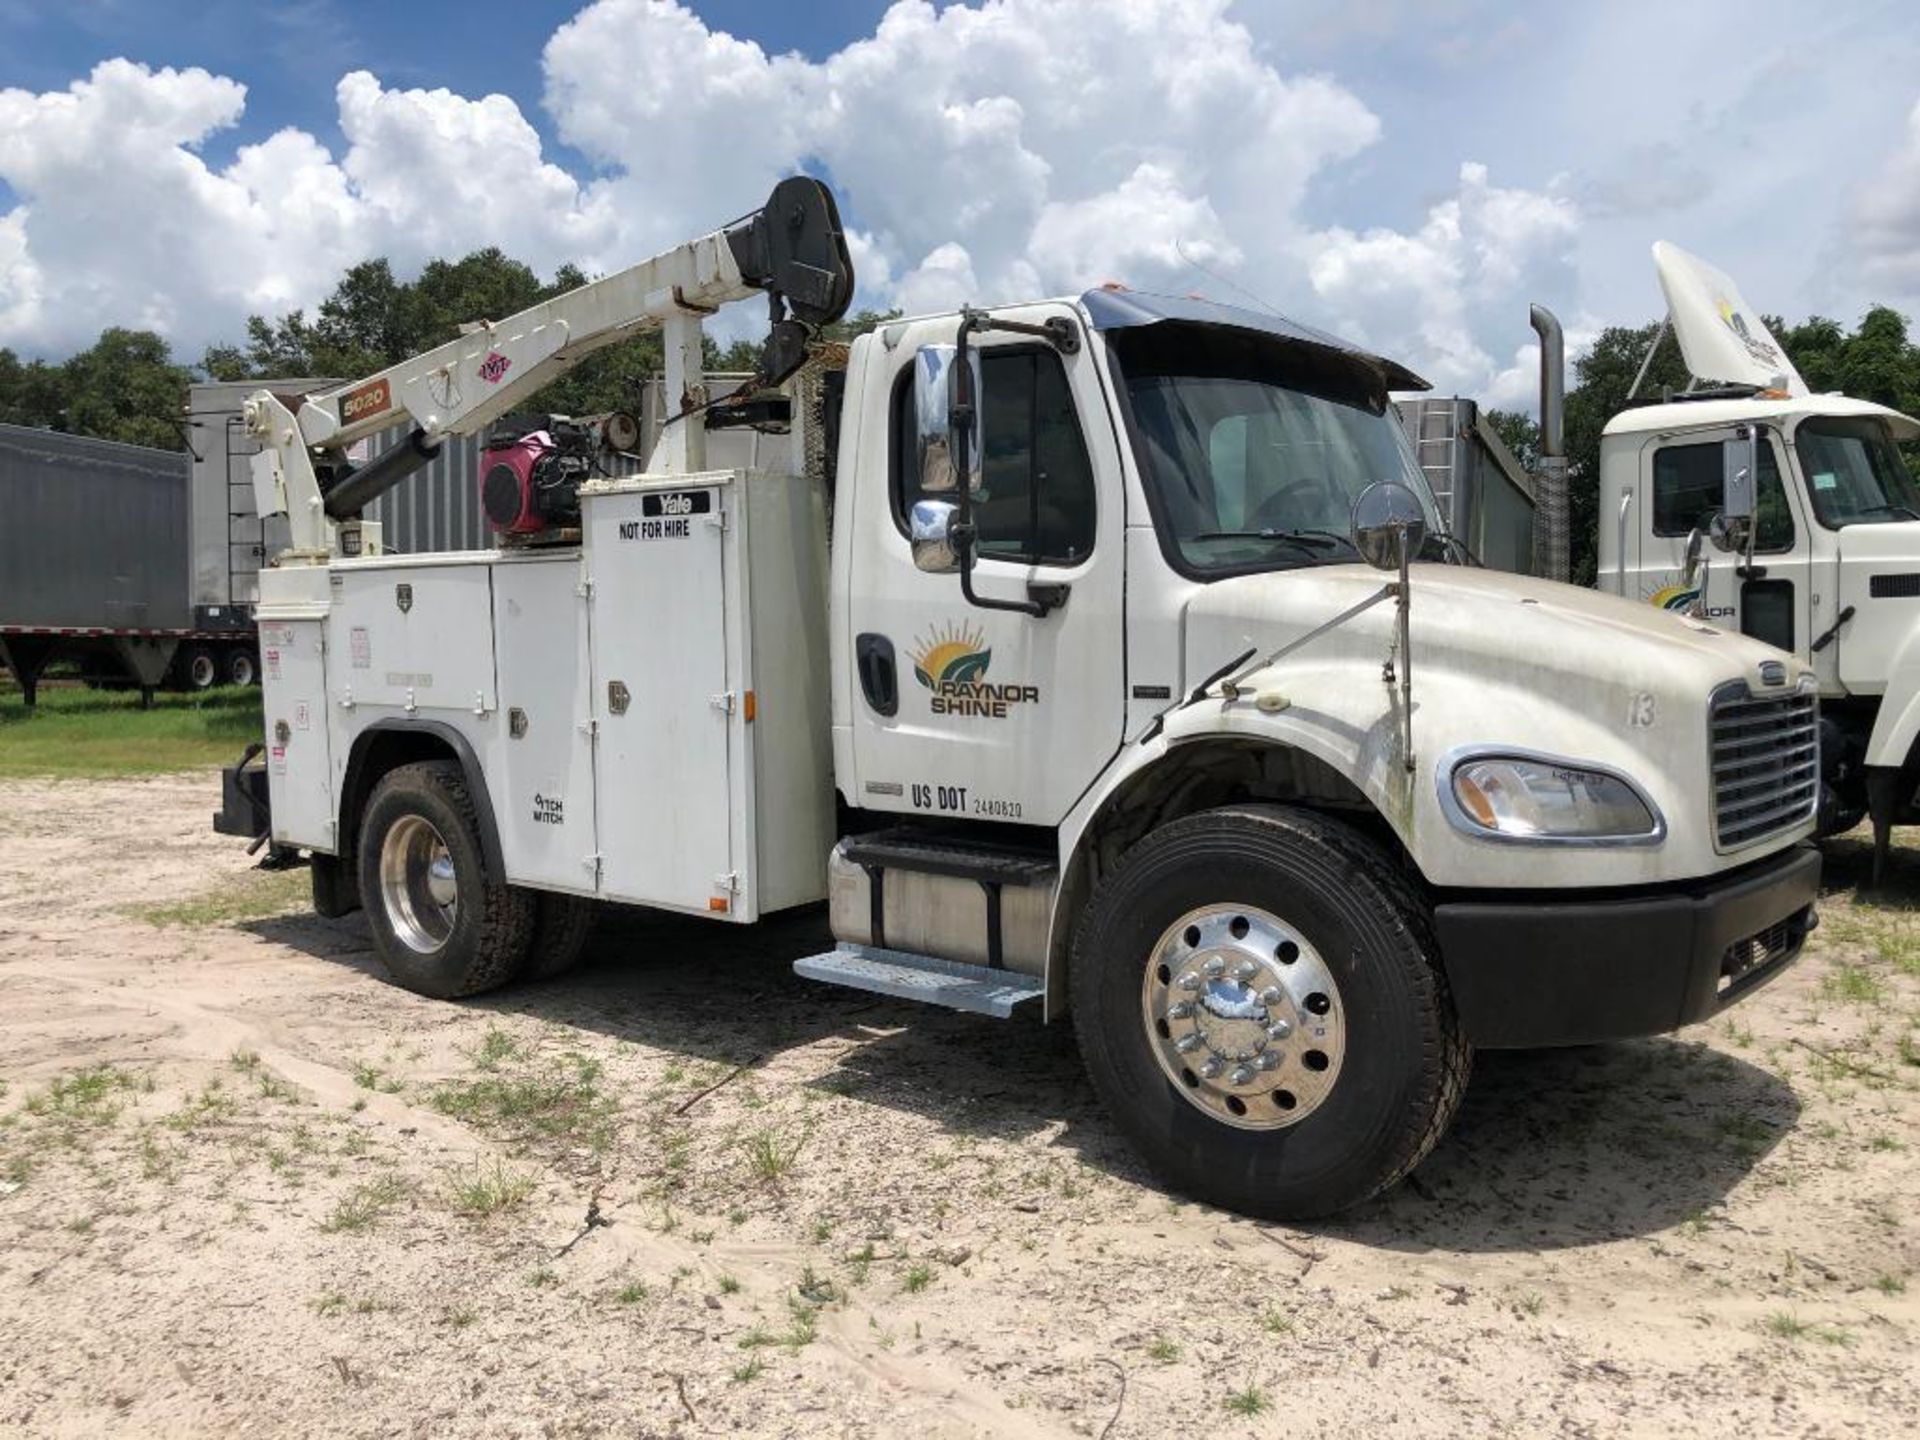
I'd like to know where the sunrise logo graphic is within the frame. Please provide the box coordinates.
[911,621,992,690]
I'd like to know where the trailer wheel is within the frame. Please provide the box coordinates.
[523,893,597,981]
[1070,804,1469,1219]
[357,761,534,998]
[179,644,218,692]
[226,648,257,687]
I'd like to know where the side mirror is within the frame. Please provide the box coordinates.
[913,344,982,495]
[909,498,961,573]
[1722,425,1758,523]
[1351,481,1428,571]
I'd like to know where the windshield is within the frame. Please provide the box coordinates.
[1111,322,1445,576]
[1795,416,1920,527]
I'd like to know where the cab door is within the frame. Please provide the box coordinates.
[844,304,1126,828]
[1637,428,1809,657]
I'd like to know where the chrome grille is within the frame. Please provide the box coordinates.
[1710,682,1818,850]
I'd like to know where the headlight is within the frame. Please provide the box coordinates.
[1443,753,1662,843]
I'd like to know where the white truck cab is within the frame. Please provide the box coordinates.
[1600,241,1920,874]
[218,183,1820,1219]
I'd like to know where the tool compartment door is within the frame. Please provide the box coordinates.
[585,479,738,915]
[258,618,335,850]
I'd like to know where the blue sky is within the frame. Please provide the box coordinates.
[1,0,1917,406]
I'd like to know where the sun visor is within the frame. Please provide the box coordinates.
[1081,288,1430,393]
[1653,241,1808,397]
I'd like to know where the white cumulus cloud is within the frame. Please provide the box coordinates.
[0,0,1589,410]
[1851,97,1920,299]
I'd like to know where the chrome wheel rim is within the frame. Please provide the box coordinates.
[379,815,458,954]
[1142,903,1346,1130]
[231,654,255,685]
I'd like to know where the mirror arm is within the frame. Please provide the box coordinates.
[950,307,1058,618]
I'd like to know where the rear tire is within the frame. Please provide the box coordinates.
[178,644,217,692]
[226,648,257,687]
[523,893,597,981]
[357,760,533,998]
[1070,804,1469,1219]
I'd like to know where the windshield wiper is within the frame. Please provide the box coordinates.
[1190,527,1355,552]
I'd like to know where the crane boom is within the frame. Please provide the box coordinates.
[245,176,852,559]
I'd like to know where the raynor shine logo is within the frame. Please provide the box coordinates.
[910,621,1039,719]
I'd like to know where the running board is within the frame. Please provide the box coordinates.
[792,944,1043,1018]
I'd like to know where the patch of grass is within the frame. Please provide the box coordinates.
[1147,1336,1180,1364]
[1822,963,1888,1006]
[717,1274,742,1296]
[444,1307,478,1329]
[902,1263,935,1294]
[527,1268,559,1288]
[613,1280,649,1305]
[1873,1272,1907,1296]
[731,1357,765,1384]
[137,867,308,928]
[796,1266,838,1306]
[1875,931,1920,977]
[312,1291,347,1316]
[430,1055,615,1154]
[321,1173,409,1233]
[1518,1291,1546,1317]
[472,1026,522,1071]
[1225,1385,1271,1417]
[25,1065,143,1128]
[0,682,261,779]
[444,1158,536,1218]
[740,1125,806,1185]
[1762,1311,1851,1345]
[164,1079,239,1133]
[1259,1306,1294,1335]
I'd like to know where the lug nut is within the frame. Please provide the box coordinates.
[1198,1058,1223,1079]
[1177,971,1202,992]
[1204,956,1226,977]
[1259,1051,1282,1071]
[1175,1034,1203,1054]
[1233,960,1258,981]
[1260,985,1283,1005]
[1268,1019,1292,1039]
[1230,1064,1255,1086]
[1168,1002,1195,1020]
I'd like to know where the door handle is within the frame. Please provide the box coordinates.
[856,633,898,716]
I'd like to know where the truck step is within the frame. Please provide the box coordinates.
[793,944,1043,1018]
[840,829,1057,886]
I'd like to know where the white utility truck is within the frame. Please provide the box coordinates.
[1601,242,1920,878]
[217,179,1820,1218]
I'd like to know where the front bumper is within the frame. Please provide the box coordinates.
[1432,844,1820,1048]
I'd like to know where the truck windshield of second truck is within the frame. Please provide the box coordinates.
[1796,416,1920,527]
[1114,321,1445,576]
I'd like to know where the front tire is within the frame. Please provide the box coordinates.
[1070,804,1469,1219]
[357,761,533,998]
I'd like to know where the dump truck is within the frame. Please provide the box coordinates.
[215,178,1821,1218]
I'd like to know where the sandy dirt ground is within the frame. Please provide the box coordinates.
[1,772,1916,1439]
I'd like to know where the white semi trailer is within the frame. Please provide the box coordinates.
[1595,242,1920,878]
[217,179,1821,1218]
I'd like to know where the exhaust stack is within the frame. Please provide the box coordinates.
[1529,304,1568,583]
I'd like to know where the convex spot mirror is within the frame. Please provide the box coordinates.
[910,498,961,574]
[1721,425,1758,524]
[913,343,983,495]
[1351,481,1428,570]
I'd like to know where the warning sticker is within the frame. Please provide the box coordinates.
[618,489,712,542]
[350,627,371,670]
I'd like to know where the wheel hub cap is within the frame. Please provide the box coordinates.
[1142,904,1346,1130]
[379,815,458,954]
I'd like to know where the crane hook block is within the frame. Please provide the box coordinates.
[724,176,855,331]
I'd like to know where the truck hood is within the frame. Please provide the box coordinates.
[1184,562,1786,696]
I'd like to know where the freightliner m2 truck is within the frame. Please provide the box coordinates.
[1600,242,1920,879]
[217,179,1821,1218]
